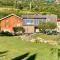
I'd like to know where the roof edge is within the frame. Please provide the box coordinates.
[0,14,22,21]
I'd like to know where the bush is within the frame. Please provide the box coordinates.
[13,27,25,32]
[0,31,13,36]
[13,27,25,35]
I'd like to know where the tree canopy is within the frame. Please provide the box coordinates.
[38,22,57,31]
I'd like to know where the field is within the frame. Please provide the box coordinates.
[0,36,59,60]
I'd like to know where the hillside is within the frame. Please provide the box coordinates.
[0,0,60,18]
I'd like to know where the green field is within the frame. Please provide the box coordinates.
[0,36,59,60]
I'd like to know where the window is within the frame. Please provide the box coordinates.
[23,19,33,25]
[41,19,46,22]
[34,19,39,25]
[34,18,46,25]
[23,18,46,25]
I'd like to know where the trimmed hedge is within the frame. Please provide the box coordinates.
[0,31,13,36]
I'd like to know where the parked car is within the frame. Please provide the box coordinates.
[52,30,57,35]
[45,29,57,35]
[40,29,46,34]
[45,29,52,35]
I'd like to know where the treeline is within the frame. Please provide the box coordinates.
[0,0,60,18]
[0,0,14,6]
[0,0,55,7]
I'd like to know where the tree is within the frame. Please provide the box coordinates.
[17,3,23,10]
[38,22,46,32]
[33,5,39,11]
[38,22,45,30]
[38,22,57,32]
[46,22,57,29]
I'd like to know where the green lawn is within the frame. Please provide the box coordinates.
[0,36,59,60]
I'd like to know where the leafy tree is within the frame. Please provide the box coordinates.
[46,22,57,29]
[38,22,46,31]
[38,22,57,32]
[33,5,40,11]
[38,22,46,33]
[17,3,23,10]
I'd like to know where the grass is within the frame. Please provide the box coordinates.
[33,33,60,41]
[0,36,59,60]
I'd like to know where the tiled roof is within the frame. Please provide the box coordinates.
[0,14,22,21]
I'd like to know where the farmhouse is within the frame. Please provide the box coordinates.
[0,14,58,33]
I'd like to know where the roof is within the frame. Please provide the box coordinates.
[0,14,22,21]
[22,14,57,19]
[22,14,46,19]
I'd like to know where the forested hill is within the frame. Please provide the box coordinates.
[0,0,56,6]
[0,0,60,18]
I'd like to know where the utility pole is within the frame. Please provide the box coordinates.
[29,2,32,11]
[14,0,17,8]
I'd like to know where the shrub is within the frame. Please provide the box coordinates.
[13,27,25,35]
[0,31,13,36]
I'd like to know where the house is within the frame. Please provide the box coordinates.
[57,19,60,32]
[22,14,57,33]
[0,14,57,34]
[0,14,23,33]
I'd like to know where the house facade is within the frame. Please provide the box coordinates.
[22,14,57,33]
[0,14,23,32]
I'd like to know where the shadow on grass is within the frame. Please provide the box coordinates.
[0,50,8,57]
[12,52,29,60]
[58,49,60,60]
[12,53,37,60]
[27,53,37,60]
